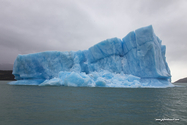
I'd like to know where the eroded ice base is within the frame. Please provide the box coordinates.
[8,70,174,88]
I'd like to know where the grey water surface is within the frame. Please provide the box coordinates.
[0,81,186,125]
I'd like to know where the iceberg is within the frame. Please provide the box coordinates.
[9,25,174,88]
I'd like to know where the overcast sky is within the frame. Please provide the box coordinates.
[0,0,186,82]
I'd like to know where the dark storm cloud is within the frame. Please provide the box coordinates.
[0,0,186,81]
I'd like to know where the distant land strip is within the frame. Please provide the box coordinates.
[174,77,187,83]
[0,70,15,80]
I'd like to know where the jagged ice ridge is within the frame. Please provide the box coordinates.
[9,25,174,88]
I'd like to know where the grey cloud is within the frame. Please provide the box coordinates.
[0,1,101,53]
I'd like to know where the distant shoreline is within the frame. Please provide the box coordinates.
[174,77,187,83]
[0,70,15,80]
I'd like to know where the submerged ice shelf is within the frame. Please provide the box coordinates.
[9,25,174,88]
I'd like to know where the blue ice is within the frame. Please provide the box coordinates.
[9,25,174,88]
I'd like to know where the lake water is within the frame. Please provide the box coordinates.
[0,81,186,125]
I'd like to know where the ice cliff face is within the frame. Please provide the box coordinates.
[9,25,173,87]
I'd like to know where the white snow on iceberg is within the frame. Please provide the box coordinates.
[8,25,174,88]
